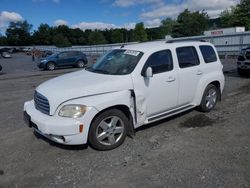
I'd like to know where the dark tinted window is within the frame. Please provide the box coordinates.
[67,51,81,56]
[143,50,173,74]
[246,50,250,60]
[176,46,200,68]
[199,45,217,63]
[238,55,245,61]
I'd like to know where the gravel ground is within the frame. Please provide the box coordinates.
[0,54,250,188]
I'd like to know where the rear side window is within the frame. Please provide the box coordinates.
[199,45,217,63]
[144,50,173,74]
[176,46,200,68]
[67,51,80,56]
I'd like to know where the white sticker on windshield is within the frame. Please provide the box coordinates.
[124,50,140,56]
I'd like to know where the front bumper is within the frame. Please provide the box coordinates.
[237,61,250,70]
[24,100,98,145]
[37,62,46,69]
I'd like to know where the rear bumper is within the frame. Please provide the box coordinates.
[24,100,98,145]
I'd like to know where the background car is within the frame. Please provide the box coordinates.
[37,51,88,71]
[237,47,250,75]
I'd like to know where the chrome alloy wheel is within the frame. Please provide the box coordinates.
[96,116,125,146]
[47,63,55,70]
[205,88,217,109]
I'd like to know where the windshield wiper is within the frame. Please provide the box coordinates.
[91,69,110,74]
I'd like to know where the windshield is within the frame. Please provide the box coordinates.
[47,52,59,58]
[87,49,143,75]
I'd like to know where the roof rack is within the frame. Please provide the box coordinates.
[166,39,207,43]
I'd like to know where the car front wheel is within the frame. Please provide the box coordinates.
[88,109,128,150]
[46,62,55,71]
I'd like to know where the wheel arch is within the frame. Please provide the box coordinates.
[76,58,87,64]
[46,61,56,66]
[89,104,135,137]
[194,76,224,106]
[209,80,221,101]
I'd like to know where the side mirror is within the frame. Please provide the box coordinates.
[143,67,153,78]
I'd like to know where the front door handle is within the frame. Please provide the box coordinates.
[166,76,175,82]
[197,70,203,75]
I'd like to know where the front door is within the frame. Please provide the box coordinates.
[57,52,75,66]
[139,49,179,117]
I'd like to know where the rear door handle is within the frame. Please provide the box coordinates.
[197,70,203,75]
[166,76,176,82]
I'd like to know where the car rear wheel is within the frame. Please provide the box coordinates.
[46,62,55,71]
[76,60,85,68]
[198,84,218,112]
[88,109,128,150]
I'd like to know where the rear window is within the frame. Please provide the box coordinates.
[176,46,200,68]
[199,45,217,63]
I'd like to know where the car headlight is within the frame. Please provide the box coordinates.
[59,105,87,118]
[40,59,47,63]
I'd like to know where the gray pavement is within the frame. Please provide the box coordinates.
[0,54,249,188]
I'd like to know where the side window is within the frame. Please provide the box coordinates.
[199,45,217,63]
[144,50,173,74]
[67,51,77,57]
[58,52,67,58]
[176,46,200,68]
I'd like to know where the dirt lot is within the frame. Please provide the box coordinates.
[0,54,250,188]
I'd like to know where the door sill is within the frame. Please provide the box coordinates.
[147,104,195,122]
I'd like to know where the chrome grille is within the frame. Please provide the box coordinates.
[34,91,50,115]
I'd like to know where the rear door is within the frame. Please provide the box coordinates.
[176,46,204,106]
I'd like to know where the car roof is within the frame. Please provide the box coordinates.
[122,40,213,54]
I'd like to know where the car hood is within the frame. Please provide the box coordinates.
[36,70,133,115]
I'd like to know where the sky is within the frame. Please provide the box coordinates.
[0,0,239,33]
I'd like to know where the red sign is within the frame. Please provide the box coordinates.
[211,30,224,35]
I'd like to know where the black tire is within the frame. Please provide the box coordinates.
[46,62,55,71]
[237,68,245,76]
[88,109,128,151]
[76,60,85,68]
[0,65,2,71]
[198,84,219,112]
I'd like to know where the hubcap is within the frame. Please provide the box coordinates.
[96,116,124,146]
[78,61,84,67]
[205,89,217,109]
[48,64,55,70]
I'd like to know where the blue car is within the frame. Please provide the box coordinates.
[38,51,88,71]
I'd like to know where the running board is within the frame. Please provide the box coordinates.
[148,105,195,122]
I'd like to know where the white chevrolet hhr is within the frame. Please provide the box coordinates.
[24,41,225,150]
